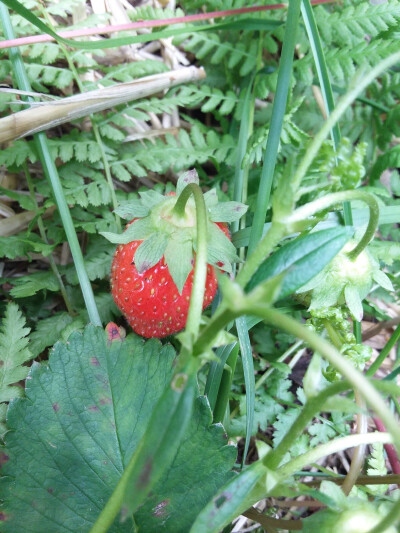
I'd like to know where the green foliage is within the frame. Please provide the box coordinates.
[111,126,235,180]
[0,303,33,405]
[1,325,235,532]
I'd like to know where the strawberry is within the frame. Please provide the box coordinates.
[102,170,247,338]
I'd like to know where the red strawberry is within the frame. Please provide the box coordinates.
[111,222,229,338]
[103,170,247,338]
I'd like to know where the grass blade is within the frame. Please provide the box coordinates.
[236,316,255,467]
[248,0,302,254]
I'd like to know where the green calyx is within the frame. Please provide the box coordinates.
[101,169,248,293]
[297,240,393,321]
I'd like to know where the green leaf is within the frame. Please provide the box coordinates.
[134,395,236,531]
[0,234,54,259]
[344,284,363,321]
[139,189,166,210]
[100,217,155,244]
[0,303,33,403]
[208,202,248,223]
[134,232,168,273]
[114,199,149,220]
[190,461,268,533]
[372,269,394,292]
[28,312,77,357]
[9,271,60,298]
[164,230,193,294]
[176,169,199,195]
[206,222,239,273]
[246,227,354,297]
[1,325,235,532]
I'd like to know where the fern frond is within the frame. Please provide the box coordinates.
[102,59,168,83]
[371,145,400,182]
[0,234,54,259]
[245,119,309,166]
[9,271,60,298]
[366,442,388,495]
[129,5,185,21]
[296,39,399,83]
[58,163,112,208]
[25,62,74,90]
[177,31,259,77]
[48,131,107,164]
[0,140,36,167]
[63,236,115,284]
[0,303,33,403]
[315,1,400,47]
[111,125,235,180]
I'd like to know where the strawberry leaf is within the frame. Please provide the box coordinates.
[1,325,236,532]
[372,269,394,291]
[208,201,248,223]
[114,199,149,220]
[139,189,165,209]
[100,218,155,244]
[164,230,193,294]
[205,222,240,272]
[176,169,199,195]
[203,188,218,207]
[344,284,363,321]
[134,232,168,273]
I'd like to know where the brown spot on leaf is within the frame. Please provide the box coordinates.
[90,357,100,366]
[99,397,112,405]
[52,403,60,412]
[137,459,153,488]
[0,452,9,468]
[47,488,54,494]
[152,499,170,517]
[0,512,8,521]
[88,405,100,412]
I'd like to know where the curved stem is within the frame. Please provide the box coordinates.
[285,190,380,259]
[277,432,392,480]
[172,183,209,342]
[341,391,368,495]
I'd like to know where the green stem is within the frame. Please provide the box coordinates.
[286,190,380,259]
[23,163,75,316]
[291,50,400,190]
[277,432,392,480]
[236,221,287,289]
[172,183,209,342]
[0,4,101,326]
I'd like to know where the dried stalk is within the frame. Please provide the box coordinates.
[0,67,206,143]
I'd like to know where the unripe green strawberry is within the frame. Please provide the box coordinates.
[102,170,247,338]
[297,240,393,321]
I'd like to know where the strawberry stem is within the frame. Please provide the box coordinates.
[173,183,209,345]
[283,190,380,260]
